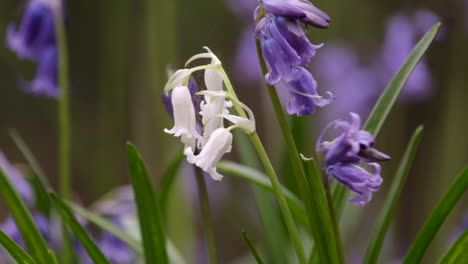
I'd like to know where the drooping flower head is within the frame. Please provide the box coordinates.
[254,0,333,116]
[6,0,62,98]
[260,0,331,28]
[327,163,383,206]
[164,48,255,181]
[317,112,390,167]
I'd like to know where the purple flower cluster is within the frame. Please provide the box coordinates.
[6,0,60,98]
[254,0,333,116]
[317,113,390,205]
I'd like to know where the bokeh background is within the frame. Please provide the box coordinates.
[0,0,467,263]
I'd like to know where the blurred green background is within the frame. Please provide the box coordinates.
[0,0,467,263]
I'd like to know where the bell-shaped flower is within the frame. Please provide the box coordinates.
[284,67,334,116]
[164,69,191,93]
[20,45,59,97]
[164,86,200,150]
[326,162,383,206]
[6,0,57,59]
[317,112,390,167]
[260,0,331,28]
[198,90,232,143]
[185,128,233,181]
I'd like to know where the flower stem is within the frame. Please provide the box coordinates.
[54,11,73,262]
[194,167,218,264]
[218,68,307,264]
[254,38,344,264]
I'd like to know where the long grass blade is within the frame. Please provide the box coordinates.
[217,161,308,226]
[333,23,441,218]
[363,126,424,264]
[50,193,110,264]
[0,230,36,264]
[242,231,265,264]
[158,151,185,217]
[127,143,168,264]
[0,167,53,263]
[403,167,468,263]
[437,229,468,264]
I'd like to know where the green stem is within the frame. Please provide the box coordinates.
[255,39,343,263]
[219,67,307,264]
[194,167,218,264]
[248,133,308,264]
[54,11,73,263]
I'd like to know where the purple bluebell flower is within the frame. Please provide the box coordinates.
[0,152,35,206]
[255,14,322,84]
[284,67,333,116]
[378,10,441,102]
[232,29,263,85]
[327,162,383,206]
[260,0,331,28]
[316,113,390,167]
[6,0,61,98]
[0,214,52,250]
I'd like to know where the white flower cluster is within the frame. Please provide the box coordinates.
[164,47,255,181]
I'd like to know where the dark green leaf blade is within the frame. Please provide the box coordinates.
[437,229,468,264]
[49,193,110,264]
[363,126,424,264]
[333,23,441,220]
[0,230,36,264]
[217,161,308,226]
[403,167,468,264]
[242,231,264,264]
[127,143,168,264]
[0,167,53,263]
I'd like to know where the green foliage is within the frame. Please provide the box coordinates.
[242,231,264,264]
[363,126,424,264]
[50,193,110,264]
[333,23,441,220]
[437,229,468,264]
[0,167,53,263]
[127,143,168,264]
[403,167,468,263]
[0,230,36,264]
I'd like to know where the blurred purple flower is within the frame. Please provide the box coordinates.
[450,212,468,243]
[225,0,258,20]
[378,10,441,102]
[316,112,390,167]
[0,152,34,206]
[6,0,61,98]
[261,0,331,28]
[314,43,379,119]
[232,29,263,85]
[327,162,383,206]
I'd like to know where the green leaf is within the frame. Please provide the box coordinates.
[437,229,468,264]
[127,143,168,264]
[0,230,36,264]
[217,161,308,226]
[242,231,264,264]
[68,201,187,264]
[0,167,53,263]
[301,157,344,264]
[333,23,441,219]
[9,130,52,213]
[50,193,110,264]
[363,126,424,264]
[403,167,468,264]
[158,151,185,217]
[67,202,143,253]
